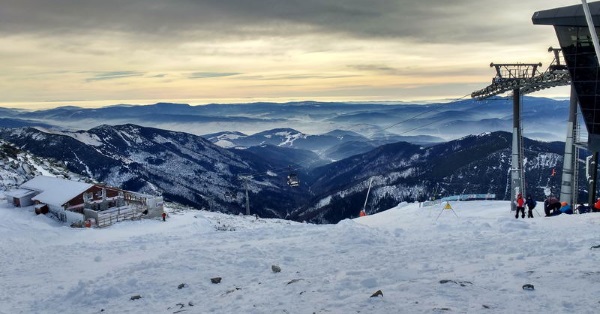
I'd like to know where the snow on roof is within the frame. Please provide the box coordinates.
[4,188,37,198]
[21,176,93,206]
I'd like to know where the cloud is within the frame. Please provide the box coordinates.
[0,0,578,105]
[0,0,577,45]
[348,64,485,78]
[189,72,240,79]
[86,71,144,82]
[349,64,404,76]
[238,74,358,81]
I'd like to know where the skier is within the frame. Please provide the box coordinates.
[515,193,525,219]
[359,209,367,217]
[162,211,167,222]
[545,196,561,216]
[525,195,536,218]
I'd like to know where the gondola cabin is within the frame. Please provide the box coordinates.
[287,173,300,187]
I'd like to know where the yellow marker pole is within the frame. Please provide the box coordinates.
[436,201,459,220]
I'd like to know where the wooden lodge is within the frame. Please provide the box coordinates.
[6,176,164,227]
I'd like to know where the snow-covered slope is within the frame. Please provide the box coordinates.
[1,198,599,313]
[0,125,306,218]
[0,140,85,190]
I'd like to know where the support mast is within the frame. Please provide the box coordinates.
[560,86,578,204]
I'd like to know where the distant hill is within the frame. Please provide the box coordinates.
[2,96,572,143]
[203,128,445,160]
[0,118,53,129]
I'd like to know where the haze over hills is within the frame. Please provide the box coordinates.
[202,128,442,161]
[0,97,574,143]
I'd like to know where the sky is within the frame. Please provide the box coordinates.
[0,0,585,109]
[2,196,600,313]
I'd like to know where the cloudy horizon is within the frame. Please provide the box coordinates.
[0,0,581,109]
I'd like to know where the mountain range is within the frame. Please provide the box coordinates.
[0,97,574,143]
[0,122,581,223]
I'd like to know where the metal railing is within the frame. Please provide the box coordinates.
[95,206,144,228]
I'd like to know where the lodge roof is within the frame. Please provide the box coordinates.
[21,176,93,206]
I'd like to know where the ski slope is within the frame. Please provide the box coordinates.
[1,196,599,313]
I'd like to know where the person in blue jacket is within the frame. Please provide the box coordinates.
[525,195,537,218]
[559,202,573,215]
[547,201,573,216]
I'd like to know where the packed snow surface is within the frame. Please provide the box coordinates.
[1,198,600,313]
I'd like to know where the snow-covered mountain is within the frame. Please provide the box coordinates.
[0,126,577,223]
[204,128,444,161]
[296,132,574,223]
[0,125,308,218]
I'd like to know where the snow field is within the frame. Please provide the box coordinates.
[1,199,599,313]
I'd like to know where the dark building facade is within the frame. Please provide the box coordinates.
[533,2,600,151]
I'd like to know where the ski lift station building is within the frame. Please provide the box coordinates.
[533,2,600,152]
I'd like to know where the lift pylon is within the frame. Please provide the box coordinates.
[471,48,571,209]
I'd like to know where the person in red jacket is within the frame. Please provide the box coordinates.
[515,194,525,219]
[162,212,167,222]
[594,199,600,212]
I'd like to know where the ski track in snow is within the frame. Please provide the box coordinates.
[1,198,599,313]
